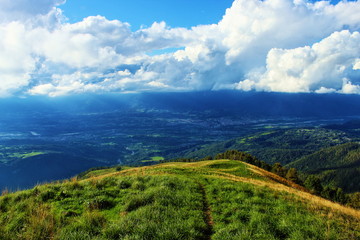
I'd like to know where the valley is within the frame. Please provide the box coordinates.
[0,92,360,191]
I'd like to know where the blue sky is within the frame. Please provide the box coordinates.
[0,0,359,97]
[60,0,235,29]
[59,0,351,29]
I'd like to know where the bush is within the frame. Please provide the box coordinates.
[304,176,323,195]
[286,168,301,184]
[348,192,360,209]
[271,163,287,177]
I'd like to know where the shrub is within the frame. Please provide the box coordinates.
[286,168,301,184]
[271,163,287,177]
[348,192,360,209]
[304,176,323,195]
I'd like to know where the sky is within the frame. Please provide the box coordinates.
[59,0,235,29]
[0,0,359,97]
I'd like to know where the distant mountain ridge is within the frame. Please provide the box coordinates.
[287,142,360,192]
[177,127,353,165]
[2,91,360,117]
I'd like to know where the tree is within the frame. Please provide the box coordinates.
[321,186,336,200]
[335,188,347,204]
[348,192,360,209]
[260,161,272,171]
[304,176,323,195]
[271,163,286,177]
[286,168,300,184]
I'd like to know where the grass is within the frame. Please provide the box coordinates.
[78,168,118,179]
[0,148,50,163]
[151,156,165,161]
[0,160,359,239]
[236,131,275,144]
[100,143,117,146]
[10,151,46,159]
[141,156,165,163]
[206,177,356,240]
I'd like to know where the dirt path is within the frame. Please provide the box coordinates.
[198,182,214,240]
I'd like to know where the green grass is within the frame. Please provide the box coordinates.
[0,160,359,239]
[79,168,117,178]
[10,151,46,159]
[259,131,276,136]
[206,178,354,240]
[100,143,117,146]
[0,175,207,239]
[77,166,130,179]
[141,156,165,163]
[0,146,52,163]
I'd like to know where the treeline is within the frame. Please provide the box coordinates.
[303,175,360,209]
[168,150,360,209]
[214,150,302,184]
[287,142,360,193]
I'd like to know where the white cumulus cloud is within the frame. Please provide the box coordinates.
[240,30,360,93]
[0,0,359,97]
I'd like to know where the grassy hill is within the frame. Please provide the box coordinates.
[0,160,359,239]
[287,142,360,192]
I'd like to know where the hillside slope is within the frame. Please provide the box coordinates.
[176,128,351,165]
[287,142,360,192]
[0,160,359,239]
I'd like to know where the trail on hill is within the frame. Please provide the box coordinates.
[198,182,214,240]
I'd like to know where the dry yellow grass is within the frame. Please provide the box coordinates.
[244,162,308,191]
